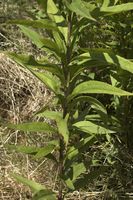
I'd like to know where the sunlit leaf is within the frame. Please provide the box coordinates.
[71,49,133,75]
[34,144,56,159]
[8,19,58,31]
[101,2,133,15]
[6,145,39,154]
[57,117,69,144]
[19,25,60,57]
[36,110,62,120]
[47,0,68,42]
[65,178,75,190]
[7,122,55,133]
[11,174,45,192]
[72,162,86,181]
[36,110,69,144]
[6,52,63,80]
[66,0,96,21]
[30,70,61,94]
[73,121,115,134]
[69,80,133,101]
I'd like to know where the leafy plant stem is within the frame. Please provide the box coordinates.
[58,11,72,200]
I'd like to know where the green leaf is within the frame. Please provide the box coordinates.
[52,30,66,55]
[36,111,69,144]
[6,52,63,80]
[34,144,56,159]
[30,70,61,94]
[5,52,61,94]
[85,114,103,121]
[57,117,69,144]
[11,173,45,192]
[102,0,110,7]
[32,189,56,200]
[101,2,133,15]
[6,145,39,155]
[102,0,118,7]
[66,135,95,160]
[113,55,133,74]
[7,122,55,133]
[36,110,62,121]
[71,96,108,122]
[72,162,86,181]
[8,19,58,31]
[66,0,96,21]
[71,96,107,115]
[47,0,68,42]
[73,121,115,135]
[19,25,60,57]
[69,80,133,101]
[65,178,75,190]
[64,162,86,190]
[71,49,133,75]
[6,140,59,159]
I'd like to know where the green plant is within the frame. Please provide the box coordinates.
[4,0,133,199]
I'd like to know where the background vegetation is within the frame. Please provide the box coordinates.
[1,0,133,199]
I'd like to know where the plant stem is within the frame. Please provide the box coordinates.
[58,136,65,200]
[58,12,72,200]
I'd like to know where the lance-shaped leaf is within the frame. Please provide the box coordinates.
[12,174,57,199]
[36,110,62,120]
[57,117,69,144]
[32,189,56,200]
[102,0,118,7]
[34,144,56,159]
[65,178,75,190]
[66,135,95,160]
[36,111,69,144]
[73,121,116,135]
[66,0,96,21]
[30,70,61,94]
[11,173,45,192]
[68,80,133,101]
[7,52,63,81]
[101,2,133,15]
[85,114,103,121]
[64,162,86,190]
[52,30,66,55]
[6,52,61,94]
[6,145,39,155]
[7,19,58,31]
[47,0,67,42]
[71,49,133,75]
[72,96,108,122]
[6,140,59,158]
[64,162,86,191]
[7,122,56,133]
[72,162,86,181]
[19,25,60,57]
[70,96,107,115]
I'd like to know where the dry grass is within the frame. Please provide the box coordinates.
[0,53,52,121]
